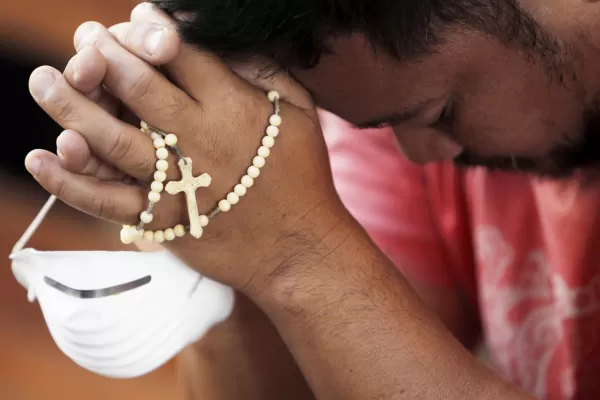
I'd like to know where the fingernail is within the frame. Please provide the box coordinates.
[26,156,42,176]
[132,2,155,20]
[29,70,56,100]
[74,22,98,50]
[57,148,66,162]
[146,28,165,55]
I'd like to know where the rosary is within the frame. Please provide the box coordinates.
[120,91,282,244]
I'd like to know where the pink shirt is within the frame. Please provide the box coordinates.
[322,111,600,400]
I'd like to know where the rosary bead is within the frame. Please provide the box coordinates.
[257,146,270,158]
[153,138,165,149]
[267,91,280,102]
[156,160,169,172]
[154,171,167,182]
[164,228,176,241]
[153,230,165,243]
[164,134,178,146]
[218,199,232,212]
[120,226,139,244]
[262,136,275,148]
[174,224,186,237]
[143,230,154,241]
[247,166,260,178]
[199,215,209,227]
[269,114,282,127]
[266,125,279,137]
[241,175,254,188]
[226,192,239,205]
[140,211,153,224]
[156,147,169,160]
[253,156,266,168]
[234,184,247,197]
[151,181,164,193]
[148,192,161,203]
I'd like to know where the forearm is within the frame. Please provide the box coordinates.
[178,293,314,400]
[255,220,535,400]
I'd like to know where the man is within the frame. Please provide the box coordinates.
[23,1,600,399]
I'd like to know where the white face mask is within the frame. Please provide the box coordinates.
[9,195,235,379]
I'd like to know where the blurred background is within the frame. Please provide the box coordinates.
[0,1,182,398]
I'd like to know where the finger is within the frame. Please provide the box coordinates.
[128,4,245,100]
[25,150,185,228]
[163,43,247,101]
[74,21,195,132]
[29,65,156,180]
[130,2,173,25]
[25,149,144,224]
[107,21,180,65]
[63,45,119,115]
[56,129,125,181]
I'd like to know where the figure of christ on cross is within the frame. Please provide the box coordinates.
[165,157,212,238]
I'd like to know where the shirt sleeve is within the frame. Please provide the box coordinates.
[321,111,459,287]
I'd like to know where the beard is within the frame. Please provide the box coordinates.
[453,105,600,179]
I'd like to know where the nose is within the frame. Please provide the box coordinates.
[392,127,463,164]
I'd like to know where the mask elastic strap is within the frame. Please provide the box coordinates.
[11,195,57,254]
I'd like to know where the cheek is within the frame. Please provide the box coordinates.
[454,80,583,157]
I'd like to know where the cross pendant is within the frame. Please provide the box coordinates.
[165,157,212,238]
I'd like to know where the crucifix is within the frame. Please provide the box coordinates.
[165,157,212,238]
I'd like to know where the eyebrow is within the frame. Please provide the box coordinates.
[352,101,428,129]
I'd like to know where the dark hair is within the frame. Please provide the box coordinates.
[153,0,561,71]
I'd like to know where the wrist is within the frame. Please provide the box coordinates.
[248,210,381,312]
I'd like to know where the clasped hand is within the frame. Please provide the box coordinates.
[26,3,349,296]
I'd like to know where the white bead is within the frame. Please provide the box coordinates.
[153,138,165,149]
[266,125,279,137]
[148,192,161,203]
[198,215,209,227]
[269,114,282,127]
[226,192,239,205]
[174,224,186,237]
[150,132,161,140]
[164,134,178,146]
[143,230,154,241]
[156,160,169,171]
[120,226,139,244]
[247,166,260,178]
[267,91,279,102]
[164,228,176,241]
[253,156,266,168]
[234,184,247,196]
[151,181,164,193]
[154,171,167,182]
[218,199,232,212]
[156,147,169,160]
[141,121,149,131]
[241,175,254,188]
[153,230,165,243]
[262,136,275,148]
[257,146,270,158]
[140,211,153,224]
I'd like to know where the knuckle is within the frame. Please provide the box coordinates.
[53,97,77,123]
[162,94,188,121]
[124,68,153,100]
[53,177,68,199]
[106,127,135,162]
[92,194,115,220]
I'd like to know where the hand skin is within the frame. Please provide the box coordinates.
[28,4,537,399]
